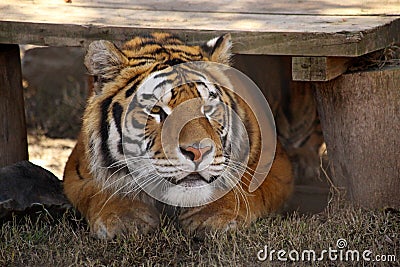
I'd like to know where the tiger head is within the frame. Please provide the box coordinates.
[83,33,261,206]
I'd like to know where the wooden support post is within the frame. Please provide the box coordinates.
[0,44,28,167]
[292,57,352,81]
[314,67,400,209]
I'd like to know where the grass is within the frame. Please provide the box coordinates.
[0,204,399,266]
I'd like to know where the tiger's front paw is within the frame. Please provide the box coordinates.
[90,202,160,239]
[179,207,247,235]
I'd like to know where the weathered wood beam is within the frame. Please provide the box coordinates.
[1,1,400,56]
[292,57,353,81]
[32,0,400,16]
[0,44,28,167]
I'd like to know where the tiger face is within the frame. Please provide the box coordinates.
[130,82,226,205]
[82,33,255,206]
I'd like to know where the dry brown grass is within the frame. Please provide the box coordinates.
[0,203,399,266]
[347,43,400,73]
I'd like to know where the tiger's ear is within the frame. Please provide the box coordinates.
[85,40,129,93]
[202,33,232,65]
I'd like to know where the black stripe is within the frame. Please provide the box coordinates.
[209,91,217,99]
[213,84,223,95]
[143,93,157,100]
[297,134,312,147]
[130,115,145,129]
[125,74,141,86]
[178,53,203,61]
[150,47,168,55]
[181,67,208,80]
[75,163,85,180]
[163,39,184,45]
[123,135,144,146]
[167,47,202,58]
[156,79,175,89]
[146,138,154,151]
[124,72,147,98]
[210,36,224,55]
[155,64,171,72]
[128,55,156,60]
[89,139,95,152]
[129,60,152,68]
[223,90,238,116]
[194,81,207,88]
[139,40,162,47]
[153,68,176,79]
[112,102,124,154]
[125,63,169,98]
[222,90,238,148]
[123,135,146,157]
[125,83,139,98]
[164,58,186,66]
[100,97,114,167]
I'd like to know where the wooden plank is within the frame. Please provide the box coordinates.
[2,1,396,33]
[0,1,399,56]
[292,57,353,81]
[0,44,28,168]
[314,67,400,208]
[36,0,400,16]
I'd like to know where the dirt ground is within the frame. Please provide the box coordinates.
[27,134,75,179]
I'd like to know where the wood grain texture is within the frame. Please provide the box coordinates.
[30,0,400,16]
[292,57,353,81]
[0,0,399,56]
[315,67,400,208]
[0,44,28,168]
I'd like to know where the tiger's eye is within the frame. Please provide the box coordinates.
[150,105,168,121]
[151,105,161,114]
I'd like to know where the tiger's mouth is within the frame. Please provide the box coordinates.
[175,173,217,188]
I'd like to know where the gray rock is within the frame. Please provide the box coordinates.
[0,161,71,220]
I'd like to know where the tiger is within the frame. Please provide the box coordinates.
[63,33,293,239]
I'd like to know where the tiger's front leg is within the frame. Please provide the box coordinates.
[178,182,287,235]
[63,141,160,239]
[178,190,251,234]
[89,194,160,239]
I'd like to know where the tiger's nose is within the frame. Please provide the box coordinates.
[180,145,212,163]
